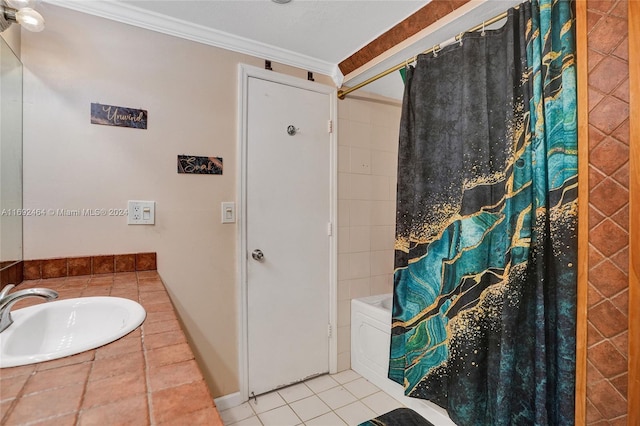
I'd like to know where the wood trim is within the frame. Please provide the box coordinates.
[338,0,470,76]
[575,0,589,424]
[628,0,640,424]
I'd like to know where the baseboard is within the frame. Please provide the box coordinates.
[214,392,244,411]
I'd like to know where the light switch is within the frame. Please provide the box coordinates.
[221,202,235,224]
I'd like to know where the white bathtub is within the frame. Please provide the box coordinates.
[351,294,455,426]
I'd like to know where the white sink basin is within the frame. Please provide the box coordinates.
[0,297,146,368]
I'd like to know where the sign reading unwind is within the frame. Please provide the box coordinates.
[91,103,147,129]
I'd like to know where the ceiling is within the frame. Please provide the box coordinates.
[45,0,521,100]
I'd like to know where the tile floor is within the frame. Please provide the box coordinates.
[219,370,403,426]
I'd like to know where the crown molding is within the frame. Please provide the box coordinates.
[45,0,344,86]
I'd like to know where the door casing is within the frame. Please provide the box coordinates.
[236,64,338,402]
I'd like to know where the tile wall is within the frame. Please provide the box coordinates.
[585,0,630,423]
[337,96,402,370]
[22,252,157,281]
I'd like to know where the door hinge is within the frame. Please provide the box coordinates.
[327,120,333,134]
[327,222,333,236]
[328,324,333,338]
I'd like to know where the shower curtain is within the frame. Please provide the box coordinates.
[389,0,577,425]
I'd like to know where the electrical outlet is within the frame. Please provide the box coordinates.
[127,201,155,225]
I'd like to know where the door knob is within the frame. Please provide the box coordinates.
[252,249,264,261]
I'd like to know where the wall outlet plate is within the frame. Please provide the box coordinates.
[128,200,155,225]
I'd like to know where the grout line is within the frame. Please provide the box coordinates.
[223,371,398,426]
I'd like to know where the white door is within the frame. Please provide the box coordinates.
[246,76,331,396]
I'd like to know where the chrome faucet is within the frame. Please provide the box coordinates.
[0,285,58,333]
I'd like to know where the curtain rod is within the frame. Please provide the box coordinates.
[337,8,512,100]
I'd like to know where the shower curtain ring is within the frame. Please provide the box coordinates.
[433,44,440,57]
[459,32,464,46]
[481,21,486,36]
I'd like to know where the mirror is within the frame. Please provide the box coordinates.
[0,36,23,272]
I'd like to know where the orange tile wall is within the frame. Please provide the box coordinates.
[586,0,630,424]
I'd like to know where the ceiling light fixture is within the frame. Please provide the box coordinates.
[272,0,292,4]
[0,0,44,33]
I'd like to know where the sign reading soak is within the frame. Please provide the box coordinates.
[177,155,223,175]
[91,103,147,129]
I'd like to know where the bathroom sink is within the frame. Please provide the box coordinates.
[0,297,146,368]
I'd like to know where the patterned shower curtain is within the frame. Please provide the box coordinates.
[389,0,577,425]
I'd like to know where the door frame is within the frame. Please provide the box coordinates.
[236,64,338,402]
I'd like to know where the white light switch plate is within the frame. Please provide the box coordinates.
[128,200,155,225]
[221,202,235,223]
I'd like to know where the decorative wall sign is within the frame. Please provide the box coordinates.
[91,103,147,129]
[177,155,223,175]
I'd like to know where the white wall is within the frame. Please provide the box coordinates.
[336,95,402,370]
[1,29,23,265]
[20,4,331,397]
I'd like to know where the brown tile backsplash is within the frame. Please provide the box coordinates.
[16,252,157,282]
[68,257,92,276]
[92,255,115,275]
[23,260,42,281]
[42,258,68,279]
[135,252,157,271]
[115,254,136,272]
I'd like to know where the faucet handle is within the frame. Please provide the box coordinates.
[0,284,16,299]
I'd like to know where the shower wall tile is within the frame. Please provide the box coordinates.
[350,147,372,175]
[338,280,351,301]
[371,125,400,153]
[350,201,372,226]
[338,253,350,281]
[338,146,350,173]
[338,227,350,254]
[338,201,350,228]
[338,173,351,200]
[370,176,390,201]
[349,122,373,149]
[370,274,393,295]
[371,150,397,177]
[337,97,402,370]
[337,327,351,355]
[350,175,373,200]
[348,252,371,280]
[348,100,373,124]
[349,278,371,300]
[338,299,350,328]
[370,251,394,277]
[370,201,396,227]
[370,226,394,251]
[349,227,371,253]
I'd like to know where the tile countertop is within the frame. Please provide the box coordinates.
[0,271,224,425]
